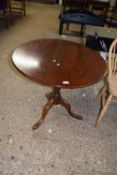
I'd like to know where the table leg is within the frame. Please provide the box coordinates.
[32,87,82,130]
[32,98,55,130]
[59,96,82,120]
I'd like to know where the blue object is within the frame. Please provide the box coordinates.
[59,9,104,35]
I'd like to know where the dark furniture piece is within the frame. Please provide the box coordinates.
[0,0,13,28]
[85,35,114,52]
[62,0,88,11]
[0,0,7,9]
[12,39,106,130]
[59,0,117,36]
[59,9,104,35]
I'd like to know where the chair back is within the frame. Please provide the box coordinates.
[62,0,87,11]
[108,38,117,78]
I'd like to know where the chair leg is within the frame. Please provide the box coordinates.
[95,94,112,127]
[101,89,107,107]
[80,24,85,36]
[59,21,63,35]
[97,84,108,107]
[22,0,26,16]
[66,23,69,31]
[97,84,107,100]
[8,0,14,25]
[3,10,8,29]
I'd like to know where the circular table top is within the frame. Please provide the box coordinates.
[12,39,106,89]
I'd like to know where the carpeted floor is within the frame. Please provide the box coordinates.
[0,2,117,175]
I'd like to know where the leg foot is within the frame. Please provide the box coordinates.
[59,96,83,120]
[95,94,112,127]
[32,99,54,130]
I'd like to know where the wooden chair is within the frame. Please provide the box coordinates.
[10,0,26,16]
[61,0,88,32]
[89,0,110,17]
[95,38,117,127]
[59,9,104,36]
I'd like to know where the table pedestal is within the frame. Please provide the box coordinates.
[32,87,82,130]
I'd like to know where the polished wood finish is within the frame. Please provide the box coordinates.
[12,39,106,130]
[33,87,82,130]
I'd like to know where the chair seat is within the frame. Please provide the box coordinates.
[108,75,117,96]
[59,9,104,26]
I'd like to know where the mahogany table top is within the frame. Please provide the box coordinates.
[12,39,106,89]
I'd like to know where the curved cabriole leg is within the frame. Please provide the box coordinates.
[32,99,55,130]
[32,87,82,130]
[59,96,83,120]
[32,88,61,130]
